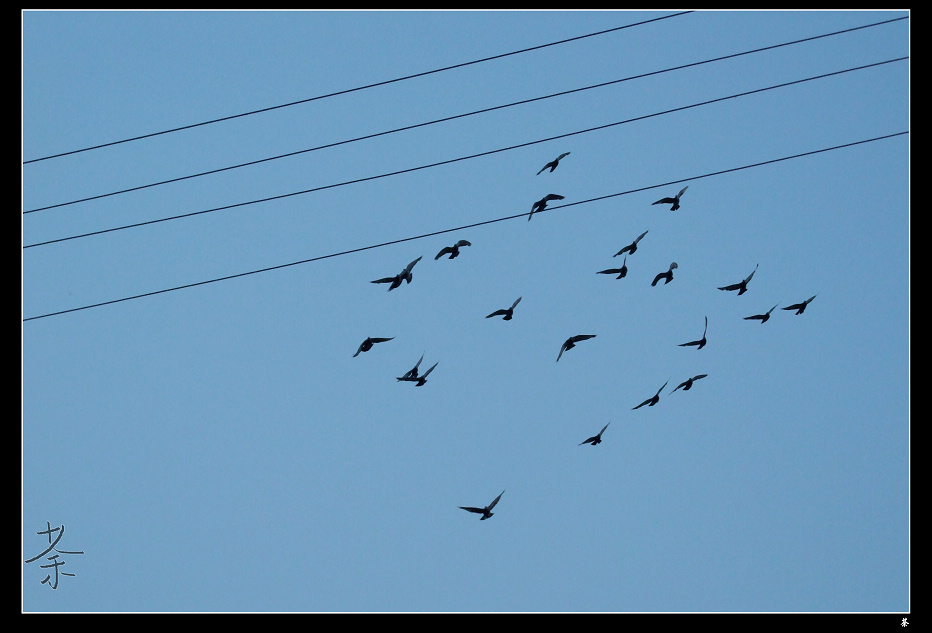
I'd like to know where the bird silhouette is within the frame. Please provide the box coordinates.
[407,362,438,387]
[744,304,778,323]
[579,422,610,446]
[460,490,505,520]
[597,255,628,279]
[679,316,708,349]
[556,334,596,362]
[652,186,688,211]
[718,264,759,295]
[397,353,424,382]
[371,256,423,291]
[633,380,669,409]
[782,294,818,315]
[651,262,678,286]
[537,152,570,175]
[529,193,565,221]
[434,240,471,260]
[353,336,394,357]
[672,374,708,392]
[486,296,522,320]
[614,230,649,257]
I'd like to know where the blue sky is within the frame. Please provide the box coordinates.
[22,10,909,613]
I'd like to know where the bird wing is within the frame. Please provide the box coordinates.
[371,276,396,284]
[556,343,567,362]
[460,506,485,514]
[719,281,742,291]
[486,309,507,318]
[353,344,364,357]
[693,374,708,381]
[402,256,423,275]
[677,186,689,198]
[657,380,669,395]
[421,362,438,378]
[633,399,650,410]
[744,264,759,284]
[487,490,505,511]
[456,240,471,248]
[556,152,570,161]
[511,297,522,310]
[371,337,394,344]
[599,422,610,436]
[571,334,596,344]
[545,194,565,202]
[434,246,453,260]
[653,196,674,205]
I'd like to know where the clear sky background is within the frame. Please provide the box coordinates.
[22,10,909,613]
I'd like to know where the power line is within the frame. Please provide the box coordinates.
[22,11,694,166]
[22,130,908,323]
[22,56,908,251]
[23,15,909,215]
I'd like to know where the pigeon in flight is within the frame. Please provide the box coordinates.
[353,336,394,357]
[529,193,565,221]
[537,152,571,175]
[486,296,522,320]
[597,255,628,279]
[718,264,759,295]
[460,490,505,520]
[678,316,708,349]
[397,353,424,382]
[435,240,472,260]
[672,374,708,393]
[579,422,610,446]
[782,294,818,315]
[633,380,669,409]
[556,334,597,362]
[614,230,649,257]
[652,186,688,211]
[371,256,423,291]
[744,304,778,324]
[651,262,678,286]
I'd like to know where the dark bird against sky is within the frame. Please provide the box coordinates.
[652,185,688,211]
[679,316,708,349]
[782,294,818,315]
[537,152,571,175]
[672,374,708,392]
[652,262,678,286]
[579,422,610,446]
[353,336,394,357]
[460,490,505,520]
[556,334,596,362]
[529,193,565,221]
[614,230,649,257]
[486,296,522,320]
[434,240,471,260]
[371,256,423,291]
[597,255,627,279]
[633,380,669,409]
[744,304,778,323]
[718,264,759,295]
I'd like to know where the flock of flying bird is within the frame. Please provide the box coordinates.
[356,150,818,521]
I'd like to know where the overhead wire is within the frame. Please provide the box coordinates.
[23,14,908,215]
[22,11,694,165]
[22,130,908,323]
[22,56,908,250]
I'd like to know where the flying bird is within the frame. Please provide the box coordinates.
[678,316,708,349]
[353,336,394,357]
[537,152,571,175]
[579,422,610,446]
[460,490,505,520]
[718,264,759,295]
[371,256,423,291]
[651,262,678,286]
[782,294,818,315]
[744,304,778,323]
[672,374,708,392]
[434,240,472,260]
[652,186,688,211]
[486,296,522,320]
[614,230,649,257]
[397,353,424,382]
[408,362,438,387]
[556,334,596,362]
[597,255,627,279]
[633,380,669,409]
[529,193,564,221]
